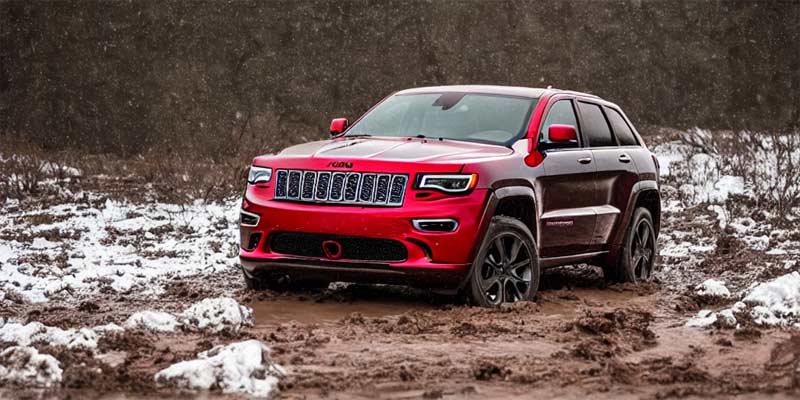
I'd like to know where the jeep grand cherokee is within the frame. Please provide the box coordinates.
[239,85,660,307]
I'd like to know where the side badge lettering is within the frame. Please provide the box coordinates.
[546,220,574,227]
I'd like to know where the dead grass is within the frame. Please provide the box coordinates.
[0,137,47,199]
[680,128,800,221]
[1,136,252,205]
[76,151,248,203]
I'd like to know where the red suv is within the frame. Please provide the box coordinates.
[239,86,660,306]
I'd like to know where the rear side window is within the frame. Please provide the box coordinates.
[577,102,614,147]
[605,107,638,146]
[539,100,578,142]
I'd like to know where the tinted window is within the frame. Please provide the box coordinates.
[605,107,638,146]
[347,93,537,145]
[539,100,578,142]
[578,102,614,147]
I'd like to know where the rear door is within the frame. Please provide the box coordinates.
[575,101,640,246]
[535,98,598,257]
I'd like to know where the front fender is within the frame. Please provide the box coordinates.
[459,185,539,290]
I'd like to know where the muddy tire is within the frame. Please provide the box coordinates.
[467,216,540,307]
[242,267,270,290]
[604,207,656,283]
[242,267,329,291]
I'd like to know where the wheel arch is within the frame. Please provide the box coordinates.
[460,185,539,292]
[492,187,538,239]
[634,189,661,236]
[609,180,661,251]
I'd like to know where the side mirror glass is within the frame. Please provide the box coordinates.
[329,118,349,136]
[548,124,577,143]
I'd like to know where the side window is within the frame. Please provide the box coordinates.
[577,102,614,147]
[605,107,639,146]
[539,100,579,142]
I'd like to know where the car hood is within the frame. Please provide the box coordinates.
[273,136,514,163]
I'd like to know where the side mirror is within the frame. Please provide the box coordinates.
[548,124,577,143]
[329,118,349,136]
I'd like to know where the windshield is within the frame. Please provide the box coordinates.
[346,93,538,145]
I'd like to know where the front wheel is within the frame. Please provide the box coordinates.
[467,216,540,307]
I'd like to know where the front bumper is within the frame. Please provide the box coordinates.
[238,187,491,288]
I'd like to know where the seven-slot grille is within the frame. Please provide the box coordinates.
[274,169,408,206]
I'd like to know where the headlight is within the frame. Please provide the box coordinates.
[417,173,478,193]
[247,166,272,185]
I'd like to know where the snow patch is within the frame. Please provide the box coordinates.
[154,340,284,397]
[717,309,737,328]
[709,175,745,203]
[0,346,62,388]
[655,150,683,176]
[124,298,253,334]
[686,272,800,329]
[659,240,715,258]
[30,237,60,250]
[695,279,731,298]
[0,321,99,350]
[180,297,253,333]
[124,311,179,333]
[742,271,800,327]
[92,323,125,335]
[685,310,717,328]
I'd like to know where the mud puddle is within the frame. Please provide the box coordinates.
[250,295,434,327]
[536,287,649,316]
[249,280,650,328]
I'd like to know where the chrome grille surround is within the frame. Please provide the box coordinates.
[274,169,408,206]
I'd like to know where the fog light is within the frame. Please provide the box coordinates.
[246,233,262,251]
[240,210,260,226]
[412,219,458,232]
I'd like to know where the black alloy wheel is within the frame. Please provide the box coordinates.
[468,216,540,307]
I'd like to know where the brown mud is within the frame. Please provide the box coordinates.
[5,266,797,400]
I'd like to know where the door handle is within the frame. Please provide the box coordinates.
[578,157,592,164]
[618,154,631,163]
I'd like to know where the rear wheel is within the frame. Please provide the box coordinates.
[241,267,330,291]
[467,216,540,307]
[604,207,656,283]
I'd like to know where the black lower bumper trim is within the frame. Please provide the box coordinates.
[240,257,465,289]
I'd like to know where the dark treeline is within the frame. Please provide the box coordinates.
[1,0,799,159]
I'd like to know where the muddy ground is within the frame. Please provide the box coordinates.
[3,266,798,399]
[1,130,799,399]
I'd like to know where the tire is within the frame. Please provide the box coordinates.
[604,207,657,283]
[467,216,540,307]
[242,267,270,290]
[241,267,329,291]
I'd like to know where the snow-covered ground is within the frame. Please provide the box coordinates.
[686,272,800,329]
[0,297,268,395]
[653,131,800,266]
[651,128,800,329]
[0,193,240,303]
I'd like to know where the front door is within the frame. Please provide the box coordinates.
[534,99,598,257]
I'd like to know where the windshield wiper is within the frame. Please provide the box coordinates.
[343,134,371,138]
[405,133,447,141]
